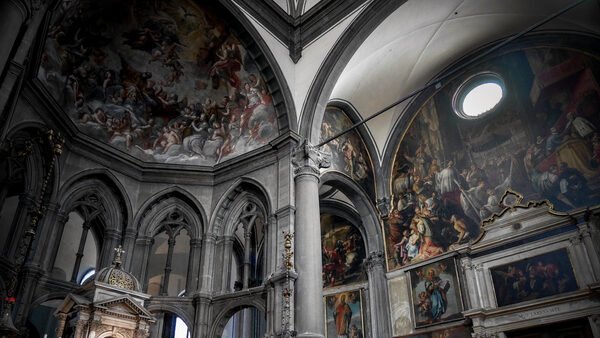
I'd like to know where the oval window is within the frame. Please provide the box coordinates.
[453,72,505,119]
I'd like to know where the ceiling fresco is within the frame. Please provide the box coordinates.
[38,0,279,165]
[386,46,600,271]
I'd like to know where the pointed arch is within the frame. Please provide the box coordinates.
[135,186,206,240]
[210,301,267,338]
[299,1,407,143]
[320,171,383,253]
[209,177,273,237]
[58,169,132,232]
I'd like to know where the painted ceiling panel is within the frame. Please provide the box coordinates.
[38,0,280,166]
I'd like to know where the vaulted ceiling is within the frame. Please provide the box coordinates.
[239,0,600,164]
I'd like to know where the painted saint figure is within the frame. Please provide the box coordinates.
[333,295,353,337]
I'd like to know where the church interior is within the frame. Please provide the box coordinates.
[1,0,600,337]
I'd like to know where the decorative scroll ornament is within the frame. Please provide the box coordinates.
[282,232,294,271]
[278,231,296,337]
[291,139,331,176]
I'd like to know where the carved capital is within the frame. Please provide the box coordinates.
[292,139,330,177]
[376,197,390,219]
[365,251,385,272]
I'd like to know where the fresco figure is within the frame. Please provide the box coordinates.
[387,47,600,270]
[320,108,375,201]
[38,0,279,165]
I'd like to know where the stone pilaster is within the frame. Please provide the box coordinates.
[291,139,330,338]
[365,251,391,338]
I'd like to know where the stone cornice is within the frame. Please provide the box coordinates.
[20,81,298,185]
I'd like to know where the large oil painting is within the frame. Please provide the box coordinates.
[321,107,375,201]
[321,214,366,288]
[38,0,279,165]
[409,258,463,328]
[387,47,600,270]
[490,248,578,307]
[324,290,364,338]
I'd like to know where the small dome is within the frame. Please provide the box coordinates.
[95,266,141,292]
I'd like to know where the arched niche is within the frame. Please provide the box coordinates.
[320,210,367,289]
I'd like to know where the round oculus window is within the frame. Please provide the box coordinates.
[453,72,505,119]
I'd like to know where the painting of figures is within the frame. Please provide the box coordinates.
[325,290,364,338]
[409,258,463,328]
[490,249,578,307]
[387,47,600,270]
[38,0,279,165]
[321,214,366,288]
[321,107,376,201]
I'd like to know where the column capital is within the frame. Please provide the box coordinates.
[376,197,390,220]
[365,251,385,272]
[292,139,331,177]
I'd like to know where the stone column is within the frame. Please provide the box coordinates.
[193,294,211,338]
[133,236,152,283]
[243,228,252,289]
[160,236,176,295]
[365,251,391,338]
[291,140,330,338]
[100,228,121,268]
[199,233,217,292]
[219,235,234,293]
[71,221,92,282]
[187,237,203,294]
[122,228,137,271]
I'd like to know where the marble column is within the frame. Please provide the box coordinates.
[291,140,330,338]
[365,251,392,338]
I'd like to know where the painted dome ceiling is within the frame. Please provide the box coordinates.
[38,0,279,166]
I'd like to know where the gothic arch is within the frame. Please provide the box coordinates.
[57,174,127,234]
[4,122,60,200]
[136,188,205,240]
[209,299,267,338]
[299,1,407,143]
[320,171,384,254]
[209,178,272,237]
[146,304,194,331]
[58,169,132,232]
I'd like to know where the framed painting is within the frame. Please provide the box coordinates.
[490,248,578,307]
[324,290,365,338]
[408,258,463,328]
[321,214,367,288]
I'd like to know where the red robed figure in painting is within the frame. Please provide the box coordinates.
[333,294,352,337]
